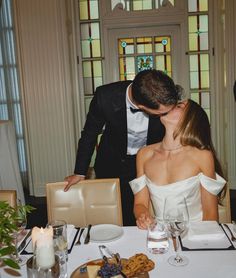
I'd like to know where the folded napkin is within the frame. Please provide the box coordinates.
[187,221,225,241]
[67,224,75,240]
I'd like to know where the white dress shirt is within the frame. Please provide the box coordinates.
[126,84,149,155]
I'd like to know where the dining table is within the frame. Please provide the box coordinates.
[0,226,236,278]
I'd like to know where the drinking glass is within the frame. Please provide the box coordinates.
[163,195,189,266]
[47,220,68,278]
[12,211,28,265]
[147,219,169,254]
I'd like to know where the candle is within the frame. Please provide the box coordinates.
[32,226,55,269]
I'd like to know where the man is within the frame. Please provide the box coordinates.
[64,70,181,226]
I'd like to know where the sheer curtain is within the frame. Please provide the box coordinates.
[0,0,28,188]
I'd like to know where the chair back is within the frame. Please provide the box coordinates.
[0,190,17,208]
[46,178,123,227]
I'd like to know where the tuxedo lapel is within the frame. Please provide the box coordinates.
[110,85,128,156]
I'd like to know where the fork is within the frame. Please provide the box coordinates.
[75,228,84,245]
[223,224,236,242]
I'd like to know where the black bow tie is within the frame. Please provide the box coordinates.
[130,107,142,114]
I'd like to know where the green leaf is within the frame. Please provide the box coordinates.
[0,246,15,256]
[2,258,20,269]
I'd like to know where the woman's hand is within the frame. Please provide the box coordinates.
[136,212,154,230]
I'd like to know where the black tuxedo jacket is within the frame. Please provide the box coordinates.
[74,81,165,178]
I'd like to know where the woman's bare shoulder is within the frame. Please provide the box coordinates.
[191,147,213,160]
[190,147,215,173]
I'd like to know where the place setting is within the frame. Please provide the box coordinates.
[179,220,236,251]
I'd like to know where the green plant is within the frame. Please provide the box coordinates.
[0,201,35,269]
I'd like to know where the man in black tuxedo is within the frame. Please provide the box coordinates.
[64,70,181,226]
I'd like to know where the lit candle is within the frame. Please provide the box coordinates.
[32,226,55,269]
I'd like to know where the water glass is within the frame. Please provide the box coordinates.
[47,220,68,278]
[147,219,169,254]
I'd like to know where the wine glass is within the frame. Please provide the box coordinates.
[163,195,189,266]
[12,210,28,265]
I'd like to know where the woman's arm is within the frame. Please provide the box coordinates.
[134,147,153,229]
[199,150,219,221]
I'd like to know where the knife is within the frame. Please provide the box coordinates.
[84,224,92,244]
[17,229,31,253]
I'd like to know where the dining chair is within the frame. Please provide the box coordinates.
[0,189,17,208]
[46,178,123,227]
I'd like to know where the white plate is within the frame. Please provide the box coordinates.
[84,224,123,243]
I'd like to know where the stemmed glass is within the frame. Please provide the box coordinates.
[163,195,189,266]
[12,210,28,265]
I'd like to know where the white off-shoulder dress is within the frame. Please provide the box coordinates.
[129,173,226,221]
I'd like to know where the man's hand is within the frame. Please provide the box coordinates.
[64,174,85,192]
[136,212,154,230]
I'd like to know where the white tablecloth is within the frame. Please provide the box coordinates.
[1,226,236,278]
[0,120,25,204]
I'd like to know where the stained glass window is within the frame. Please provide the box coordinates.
[188,0,210,120]
[118,36,172,80]
[137,56,153,71]
[79,0,103,103]
[111,0,175,10]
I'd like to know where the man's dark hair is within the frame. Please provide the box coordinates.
[132,69,181,109]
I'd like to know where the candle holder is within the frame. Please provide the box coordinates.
[26,255,60,278]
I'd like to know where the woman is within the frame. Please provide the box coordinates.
[130,99,226,229]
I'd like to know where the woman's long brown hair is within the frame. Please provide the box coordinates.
[174,99,226,202]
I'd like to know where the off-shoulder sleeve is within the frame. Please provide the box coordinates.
[129,175,147,194]
[199,173,226,195]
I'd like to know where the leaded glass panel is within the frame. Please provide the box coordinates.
[201,71,209,88]
[190,71,199,89]
[119,57,135,80]
[190,91,199,103]
[111,0,175,10]
[137,37,152,53]
[81,23,101,58]
[155,37,171,52]
[155,55,171,75]
[188,0,208,12]
[137,56,153,71]
[82,60,103,95]
[188,15,208,51]
[133,0,152,11]
[119,38,135,55]
[79,0,99,20]
[200,54,209,70]
[118,36,172,80]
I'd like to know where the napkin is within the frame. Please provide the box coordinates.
[67,224,75,241]
[187,221,225,241]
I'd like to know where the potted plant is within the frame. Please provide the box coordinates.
[0,201,34,269]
